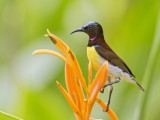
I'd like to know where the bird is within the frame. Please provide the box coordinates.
[70,21,144,111]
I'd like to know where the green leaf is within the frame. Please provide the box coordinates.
[134,1,160,120]
[0,111,22,120]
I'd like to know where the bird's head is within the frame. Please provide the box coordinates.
[71,22,103,40]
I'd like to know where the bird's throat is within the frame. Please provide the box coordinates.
[88,36,98,46]
[90,36,96,41]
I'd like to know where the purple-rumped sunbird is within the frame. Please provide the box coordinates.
[71,21,144,111]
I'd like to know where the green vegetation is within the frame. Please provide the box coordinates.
[0,111,22,120]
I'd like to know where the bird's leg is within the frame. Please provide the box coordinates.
[101,77,113,112]
[105,77,113,112]
[100,77,120,93]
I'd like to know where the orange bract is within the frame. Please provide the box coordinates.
[32,30,118,120]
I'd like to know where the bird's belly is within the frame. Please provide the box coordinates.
[87,46,133,82]
[87,46,114,78]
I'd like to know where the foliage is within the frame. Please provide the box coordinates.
[0,111,22,120]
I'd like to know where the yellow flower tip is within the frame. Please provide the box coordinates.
[46,34,57,44]
[47,29,52,36]
[44,34,49,38]
[32,50,40,55]
[32,49,51,55]
[47,29,50,33]
[46,29,57,44]
[56,81,60,86]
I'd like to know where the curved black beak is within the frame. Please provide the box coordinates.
[70,28,84,35]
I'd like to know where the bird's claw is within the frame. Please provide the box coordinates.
[100,87,104,93]
[103,102,109,112]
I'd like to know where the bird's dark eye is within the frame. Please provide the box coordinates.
[89,26,92,29]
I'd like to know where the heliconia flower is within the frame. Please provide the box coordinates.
[32,30,118,120]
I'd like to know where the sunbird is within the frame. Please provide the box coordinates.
[71,21,144,111]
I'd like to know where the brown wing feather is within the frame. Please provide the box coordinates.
[95,44,135,77]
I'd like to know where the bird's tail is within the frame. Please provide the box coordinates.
[133,81,145,92]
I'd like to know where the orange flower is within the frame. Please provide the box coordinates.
[32,30,118,120]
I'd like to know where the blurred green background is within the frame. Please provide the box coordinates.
[0,0,160,120]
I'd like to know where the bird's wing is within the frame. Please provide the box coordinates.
[95,45,135,77]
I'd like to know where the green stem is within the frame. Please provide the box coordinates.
[0,111,22,120]
[134,1,160,120]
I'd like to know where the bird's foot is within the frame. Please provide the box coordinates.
[100,87,104,93]
[103,102,109,112]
